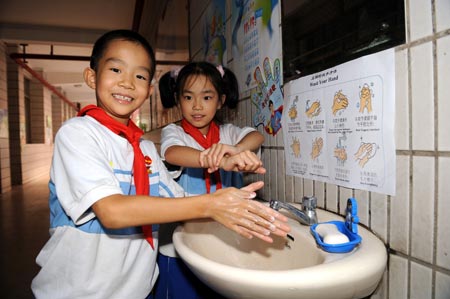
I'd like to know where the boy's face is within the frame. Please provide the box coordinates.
[84,39,154,124]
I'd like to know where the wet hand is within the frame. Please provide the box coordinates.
[208,181,291,243]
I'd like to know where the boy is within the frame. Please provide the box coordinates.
[31,29,290,299]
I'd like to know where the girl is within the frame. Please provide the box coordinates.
[156,62,266,299]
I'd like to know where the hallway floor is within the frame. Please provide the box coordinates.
[0,175,51,299]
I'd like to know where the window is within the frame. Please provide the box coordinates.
[282,0,405,82]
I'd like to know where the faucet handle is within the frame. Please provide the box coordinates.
[302,196,317,210]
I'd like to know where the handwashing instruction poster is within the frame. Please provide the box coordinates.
[282,49,396,196]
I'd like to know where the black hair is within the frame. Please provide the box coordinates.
[90,29,156,80]
[159,61,239,109]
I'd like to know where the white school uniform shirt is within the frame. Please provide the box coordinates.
[158,122,257,256]
[31,116,184,299]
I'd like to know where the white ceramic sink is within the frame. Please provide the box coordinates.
[173,204,387,299]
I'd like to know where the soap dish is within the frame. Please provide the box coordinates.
[310,198,362,253]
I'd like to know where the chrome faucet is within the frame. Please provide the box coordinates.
[270,196,318,226]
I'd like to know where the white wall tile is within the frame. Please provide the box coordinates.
[436,0,450,32]
[411,43,434,151]
[371,192,388,242]
[270,149,277,200]
[390,155,410,254]
[409,0,433,41]
[293,176,303,202]
[411,156,434,263]
[355,189,370,227]
[326,183,338,213]
[262,148,270,199]
[285,173,294,203]
[437,35,450,151]
[339,187,353,216]
[410,261,432,299]
[314,181,325,208]
[277,150,285,201]
[303,178,313,198]
[395,49,410,150]
[435,271,450,299]
[389,254,408,299]
[437,157,450,270]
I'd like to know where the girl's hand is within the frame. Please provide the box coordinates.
[207,181,291,243]
[219,150,266,174]
[199,143,241,172]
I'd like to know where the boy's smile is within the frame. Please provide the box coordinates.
[84,39,154,125]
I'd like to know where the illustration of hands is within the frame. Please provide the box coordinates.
[305,100,321,118]
[359,84,373,113]
[311,137,323,160]
[254,57,283,106]
[354,142,378,167]
[332,90,349,115]
[334,147,347,162]
[288,106,298,120]
[253,57,283,135]
[291,137,301,158]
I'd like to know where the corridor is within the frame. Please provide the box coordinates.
[0,175,51,299]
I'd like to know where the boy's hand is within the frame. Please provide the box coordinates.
[208,181,290,243]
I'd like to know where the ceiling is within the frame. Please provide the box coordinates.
[0,0,189,107]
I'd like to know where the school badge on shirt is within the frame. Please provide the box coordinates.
[144,156,152,173]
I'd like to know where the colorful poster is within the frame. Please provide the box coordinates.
[231,0,283,136]
[282,49,396,196]
[203,0,227,65]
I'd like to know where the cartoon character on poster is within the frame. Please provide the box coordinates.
[252,57,283,136]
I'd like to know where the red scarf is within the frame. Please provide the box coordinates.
[78,105,154,248]
[181,118,222,193]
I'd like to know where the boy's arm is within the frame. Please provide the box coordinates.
[92,181,290,243]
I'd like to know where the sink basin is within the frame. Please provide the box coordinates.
[172,204,387,299]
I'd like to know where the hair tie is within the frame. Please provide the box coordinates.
[216,65,225,78]
[170,67,182,80]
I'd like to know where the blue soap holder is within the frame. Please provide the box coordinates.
[310,198,362,253]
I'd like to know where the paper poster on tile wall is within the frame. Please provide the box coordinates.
[282,49,396,196]
[231,0,283,136]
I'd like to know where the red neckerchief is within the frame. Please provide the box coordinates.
[78,105,154,249]
[181,118,222,193]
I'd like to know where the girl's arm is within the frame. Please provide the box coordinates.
[92,181,290,243]
[235,131,265,152]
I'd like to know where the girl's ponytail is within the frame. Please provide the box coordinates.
[158,71,177,108]
[221,67,239,109]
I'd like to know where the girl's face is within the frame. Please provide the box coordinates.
[179,74,225,135]
[84,39,154,124]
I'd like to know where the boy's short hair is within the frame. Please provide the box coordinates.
[90,29,156,80]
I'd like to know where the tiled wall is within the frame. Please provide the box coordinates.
[189,0,450,298]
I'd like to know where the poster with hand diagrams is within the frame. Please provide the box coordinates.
[282,49,396,196]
